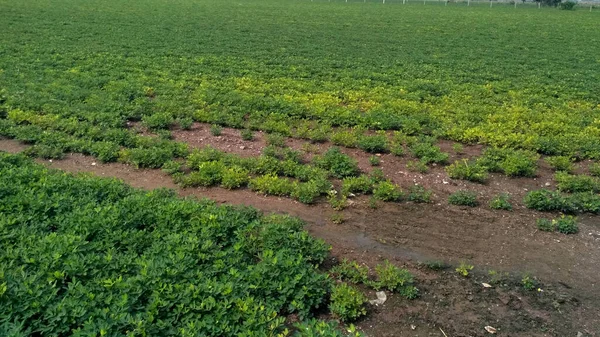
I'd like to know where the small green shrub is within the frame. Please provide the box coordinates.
[161,160,182,175]
[489,193,512,210]
[142,112,173,130]
[266,133,286,147]
[308,124,331,143]
[590,163,600,177]
[330,212,344,224]
[537,216,578,234]
[292,180,325,204]
[181,161,225,187]
[536,218,555,232]
[177,117,194,130]
[448,190,478,207]
[452,143,464,154]
[329,283,368,322]
[369,155,380,166]
[555,215,579,234]
[186,146,224,168]
[314,147,360,179]
[221,166,249,189]
[406,160,428,173]
[446,159,488,183]
[479,148,539,177]
[524,189,568,212]
[358,134,388,153]
[456,262,474,277]
[119,147,174,168]
[521,274,537,290]
[408,185,432,203]
[330,259,369,284]
[555,172,600,193]
[156,129,173,140]
[341,175,373,195]
[545,156,574,173]
[90,141,120,163]
[372,260,417,298]
[390,143,404,156]
[369,168,386,183]
[331,130,359,148]
[409,142,448,164]
[210,124,223,136]
[327,191,348,211]
[249,174,295,196]
[241,129,254,141]
[373,181,403,202]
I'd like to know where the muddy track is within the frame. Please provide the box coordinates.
[1,137,599,336]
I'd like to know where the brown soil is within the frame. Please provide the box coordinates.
[1,133,598,337]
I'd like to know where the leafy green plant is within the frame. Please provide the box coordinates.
[330,259,369,284]
[555,172,600,193]
[373,181,403,202]
[241,128,254,141]
[266,133,287,147]
[331,130,359,148]
[555,215,579,234]
[329,283,368,322]
[327,190,348,211]
[489,193,512,210]
[177,117,194,130]
[590,163,600,177]
[446,159,489,183]
[406,160,428,173]
[452,143,464,154]
[537,218,555,232]
[330,212,344,224]
[448,190,478,207]
[409,142,448,164]
[358,134,388,153]
[0,153,333,336]
[408,185,432,203]
[371,260,418,299]
[545,156,574,173]
[142,112,174,130]
[521,274,537,290]
[161,160,182,175]
[479,148,539,177]
[456,262,474,277]
[422,260,448,271]
[221,166,249,189]
[369,155,380,166]
[314,147,360,179]
[210,124,223,136]
[293,319,364,337]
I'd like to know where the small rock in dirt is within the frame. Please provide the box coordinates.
[482,283,492,288]
[240,146,245,150]
[91,162,96,166]
[410,324,416,330]
[484,326,497,334]
[369,291,387,306]
[545,182,551,187]
[577,332,583,337]
[442,180,449,184]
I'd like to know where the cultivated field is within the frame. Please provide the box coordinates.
[1,0,599,336]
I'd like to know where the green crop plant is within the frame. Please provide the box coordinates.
[0,152,352,336]
[409,142,449,165]
[313,147,360,179]
[373,181,403,202]
[555,172,600,193]
[446,159,489,183]
[406,160,429,173]
[330,259,370,284]
[329,283,368,322]
[448,190,479,207]
[358,134,388,153]
[456,262,474,277]
[210,124,223,136]
[545,156,575,173]
[490,193,513,211]
[408,185,433,203]
[371,261,418,299]
[369,155,380,166]
[478,148,539,178]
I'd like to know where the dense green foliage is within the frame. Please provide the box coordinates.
[1,0,600,168]
[489,193,513,210]
[524,189,600,214]
[537,216,579,234]
[328,284,368,322]
[0,153,347,336]
[448,191,479,207]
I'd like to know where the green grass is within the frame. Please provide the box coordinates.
[1,0,599,159]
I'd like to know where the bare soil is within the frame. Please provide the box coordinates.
[1,132,599,337]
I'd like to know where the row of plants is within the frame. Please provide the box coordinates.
[0,152,373,336]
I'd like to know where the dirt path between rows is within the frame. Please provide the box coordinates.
[2,136,599,336]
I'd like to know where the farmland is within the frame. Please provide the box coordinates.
[1,0,600,335]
